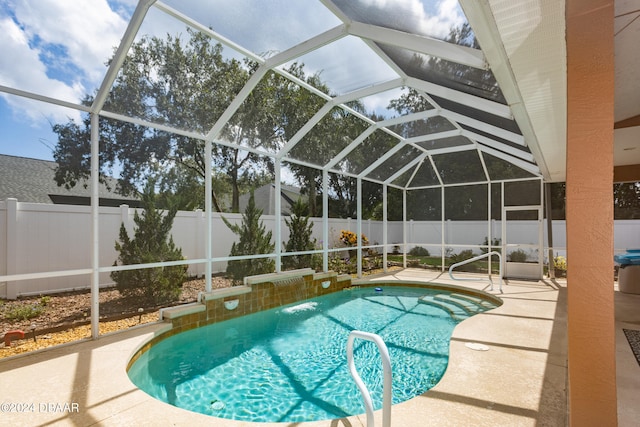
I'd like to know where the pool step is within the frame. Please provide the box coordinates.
[433,295,474,315]
[418,294,469,321]
[448,293,496,311]
[417,292,496,321]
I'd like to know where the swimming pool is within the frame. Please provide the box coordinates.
[128,285,499,423]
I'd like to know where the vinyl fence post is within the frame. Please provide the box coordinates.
[5,198,18,299]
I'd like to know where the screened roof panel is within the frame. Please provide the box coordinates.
[387,115,457,139]
[359,87,433,122]
[103,15,253,133]
[431,95,521,134]
[219,71,328,155]
[415,135,473,151]
[432,150,486,184]
[281,36,400,96]
[483,153,536,180]
[367,144,423,182]
[286,107,368,167]
[459,123,528,152]
[331,0,470,45]
[0,0,551,191]
[407,159,441,187]
[378,44,507,104]
[159,0,341,57]
[392,167,415,188]
[335,129,399,175]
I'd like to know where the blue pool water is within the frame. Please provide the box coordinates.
[128,286,497,423]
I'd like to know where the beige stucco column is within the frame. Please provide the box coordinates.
[566,0,617,425]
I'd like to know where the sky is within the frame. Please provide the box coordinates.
[0,0,465,162]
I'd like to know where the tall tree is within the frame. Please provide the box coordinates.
[53,28,284,212]
[279,66,334,216]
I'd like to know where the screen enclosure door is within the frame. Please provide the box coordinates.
[502,206,544,280]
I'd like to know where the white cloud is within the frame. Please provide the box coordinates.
[0,0,128,124]
[360,0,465,39]
[12,0,127,83]
[0,17,83,123]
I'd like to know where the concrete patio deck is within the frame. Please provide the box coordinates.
[0,269,637,426]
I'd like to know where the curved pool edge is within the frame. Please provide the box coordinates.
[125,280,503,375]
[125,279,504,425]
[352,279,504,308]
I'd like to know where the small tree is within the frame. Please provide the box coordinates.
[111,184,187,303]
[283,199,318,270]
[408,246,430,257]
[224,192,275,284]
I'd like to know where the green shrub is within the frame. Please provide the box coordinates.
[111,184,187,304]
[508,249,528,263]
[449,249,474,264]
[5,304,44,321]
[409,246,430,257]
[224,192,275,284]
[329,256,356,275]
[283,199,317,270]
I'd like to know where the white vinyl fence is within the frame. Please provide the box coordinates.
[2,198,639,298]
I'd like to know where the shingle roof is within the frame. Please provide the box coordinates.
[0,154,136,205]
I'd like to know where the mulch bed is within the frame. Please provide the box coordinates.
[0,276,232,358]
[1,267,399,358]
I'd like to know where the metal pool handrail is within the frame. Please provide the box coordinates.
[448,251,503,292]
[346,330,392,427]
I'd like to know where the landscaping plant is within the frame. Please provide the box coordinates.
[409,246,430,257]
[111,184,187,304]
[224,192,275,284]
[283,199,319,270]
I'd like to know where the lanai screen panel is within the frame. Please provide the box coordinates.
[335,129,399,175]
[219,74,328,156]
[484,153,536,181]
[358,87,432,121]
[103,7,254,134]
[331,0,471,43]
[380,44,506,104]
[161,0,341,56]
[0,0,546,200]
[367,145,423,182]
[387,115,457,139]
[415,135,474,151]
[432,95,521,134]
[280,36,400,96]
[460,124,528,152]
[405,160,441,188]
[287,107,370,167]
[433,150,487,184]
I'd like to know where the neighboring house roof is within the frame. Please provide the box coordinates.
[238,183,306,215]
[0,154,141,206]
